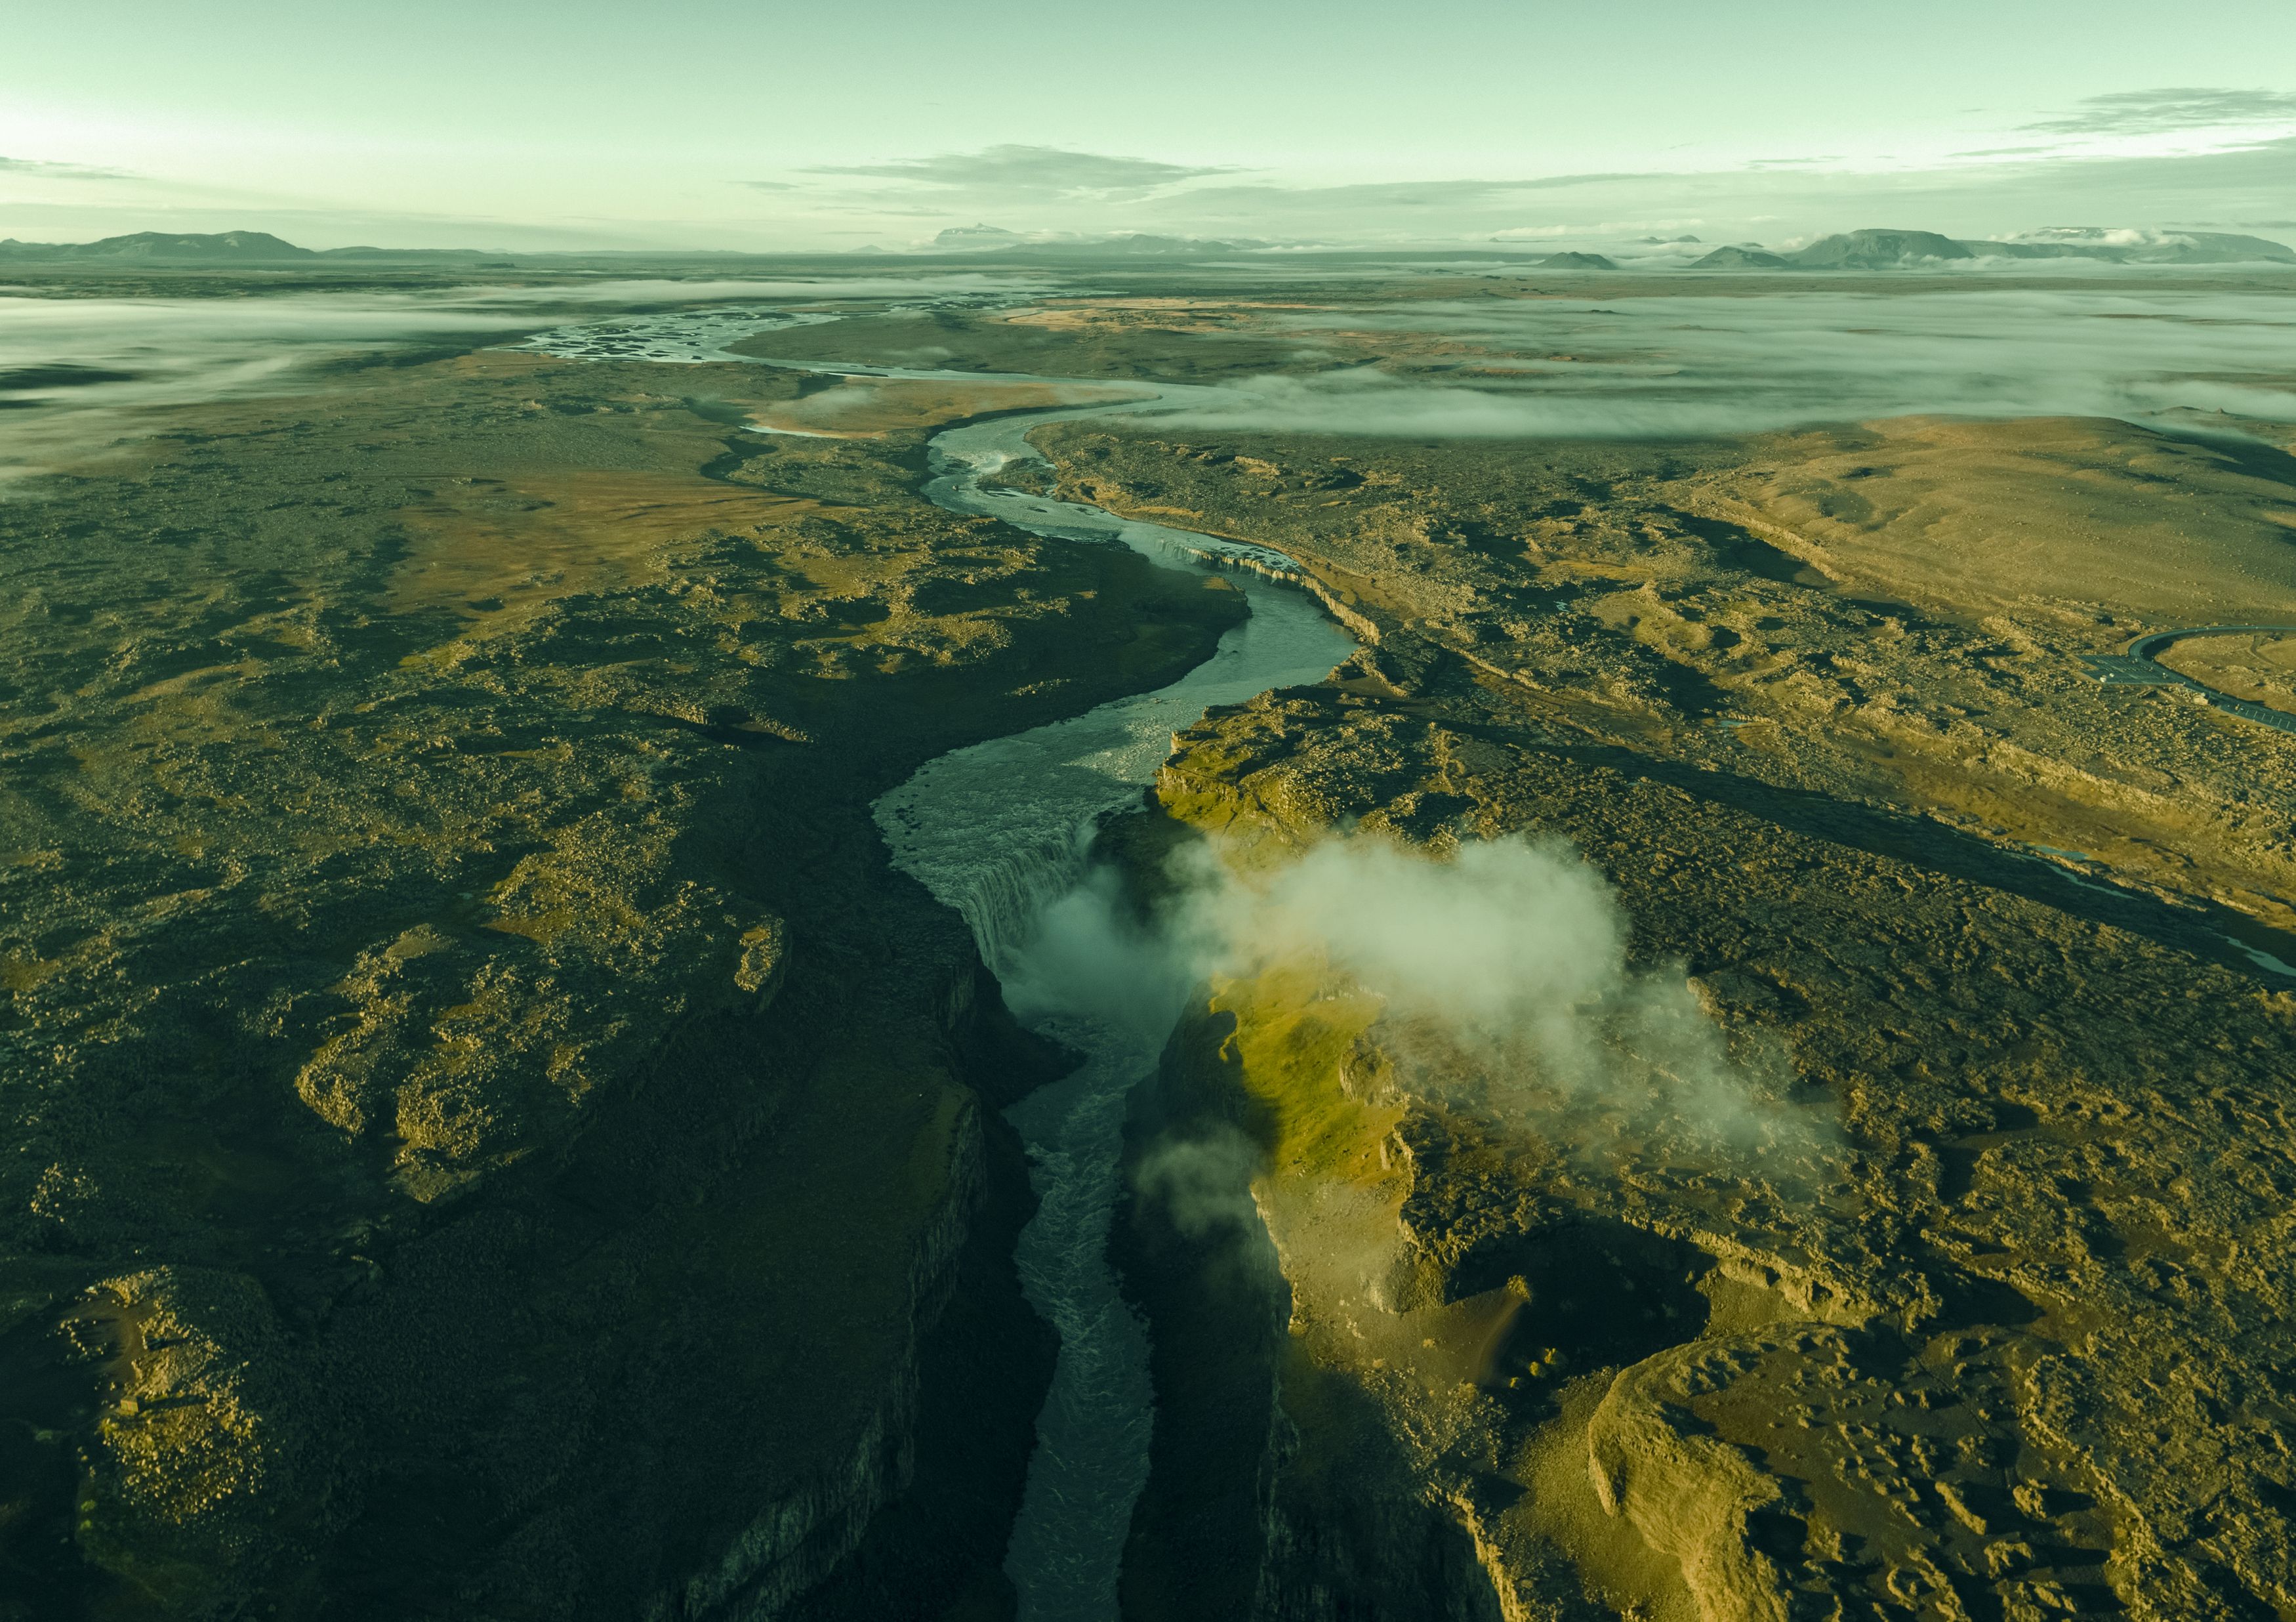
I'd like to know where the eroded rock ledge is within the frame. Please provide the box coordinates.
[0,348,1244,1617]
[1111,686,2296,1622]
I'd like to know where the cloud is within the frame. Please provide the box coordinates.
[1175,173,1667,216]
[1092,135,2296,249]
[806,144,1234,200]
[1006,831,1811,1171]
[2026,87,2296,137]
[737,180,794,192]
[1132,1131,1262,1240]
[1489,171,1668,194]
[0,156,134,182]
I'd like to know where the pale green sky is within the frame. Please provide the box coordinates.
[5,0,2294,249]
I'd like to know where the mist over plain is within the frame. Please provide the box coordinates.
[1147,286,2296,438]
[0,276,1041,476]
[10,275,2295,483]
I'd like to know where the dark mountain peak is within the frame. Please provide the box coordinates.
[1789,229,1973,268]
[1005,232,1267,259]
[1984,226,2296,264]
[78,230,316,261]
[1689,245,1789,269]
[932,224,1023,247]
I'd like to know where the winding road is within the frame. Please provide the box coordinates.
[2087,625,2296,736]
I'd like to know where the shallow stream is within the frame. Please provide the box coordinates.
[874,409,1357,1620]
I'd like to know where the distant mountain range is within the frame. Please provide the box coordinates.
[927,226,1271,257]
[1691,226,2295,270]
[1690,245,1792,269]
[2,224,2287,270]
[2,226,1277,264]
[0,230,498,264]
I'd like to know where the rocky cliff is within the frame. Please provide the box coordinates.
[0,344,1244,1617]
[1055,422,2296,1621]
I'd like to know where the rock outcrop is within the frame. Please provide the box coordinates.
[0,344,1244,1617]
[1056,421,2296,1621]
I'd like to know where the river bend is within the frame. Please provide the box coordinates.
[874,407,1357,1621]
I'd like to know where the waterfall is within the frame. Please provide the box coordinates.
[873,402,1358,1622]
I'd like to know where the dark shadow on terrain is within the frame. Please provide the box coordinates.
[0,365,140,392]
[2151,427,2296,493]
[1466,1219,1713,1400]
[774,990,1060,1622]
[1109,1112,1288,1622]
[1093,807,1289,1622]
[1448,715,2296,986]
[0,1312,123,1612]
[1923,1269,2045,1331]
[1666,509,1964,636]
[1113,997,1508,1622]
[1668,510,1832,588]
[1635,646,1733,718]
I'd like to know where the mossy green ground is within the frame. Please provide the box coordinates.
[0,333,1242,1617]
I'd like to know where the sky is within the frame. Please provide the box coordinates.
[5,0,2295,252]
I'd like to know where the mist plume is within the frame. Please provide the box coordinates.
[1009,828,1814,1173]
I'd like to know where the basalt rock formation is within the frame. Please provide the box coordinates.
[0,344,1244,1617]
[1038,419,2296,1621]
[12,262,2296,1622]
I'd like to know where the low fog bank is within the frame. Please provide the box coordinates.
[0,275,1033,478]
[1146,287,2296,439]
[1009,829,1818,1180]
[0,288,591,478]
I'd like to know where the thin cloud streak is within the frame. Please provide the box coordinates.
[12,130,2296,253]
[0,156,136,182]
[2026,86,2296,136]
[804,144,1235,200]
[850,138,2272,251]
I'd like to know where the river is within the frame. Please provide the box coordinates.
[508,302,1359,1613]
[872,407,1358,1621]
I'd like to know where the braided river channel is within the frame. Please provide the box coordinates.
[874,406,1358,1620]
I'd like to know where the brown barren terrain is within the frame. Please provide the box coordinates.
[10,266,2296,1622]
[1027,396,2296,1621]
